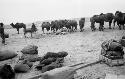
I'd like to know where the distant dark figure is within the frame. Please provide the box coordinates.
[68,20,78,32]
[31,23,37,32]
[51,19,78,33]
[10,23,26,34]
[23,23,37,37]
[58,20,67,31]
[100,13,114,29]
[90,15,104,31]
[113,11,125,30]
[0,23,5,44]
[79,18,85,32]
[41,22,51,34]
[51,20,59,32]
[63,20,77,32]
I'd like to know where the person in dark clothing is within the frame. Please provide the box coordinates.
[0,23,5,44]
[31,23,37,32]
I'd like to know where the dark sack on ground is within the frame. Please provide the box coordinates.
[14,63,30,73]
[21,45,38,54]
[0,50,18,61]
[21,60,33,68]
[57,51,68,57]
[26,56,43,62]
[19,54,41,62]
[101,39,123,51]
[41,62,62,73]
[43,52,58,59]
[0,64,15,79]
[40,57,57,65]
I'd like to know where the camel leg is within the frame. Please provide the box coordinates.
[42,28,45,34]
[99,25,101,31]
[80,28,82,32]
[109,21,112,29]
[81,25,84,32]
[17,28,19,34]
[113,20,116,29]
[99,23,103,31]
[118,24,121,30]
[24,33,26,38]
[91,22,95,31]
[75,26,77,31]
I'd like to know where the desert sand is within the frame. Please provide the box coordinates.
[0,20,125,79]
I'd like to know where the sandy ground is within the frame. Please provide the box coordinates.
[0,21,125,79]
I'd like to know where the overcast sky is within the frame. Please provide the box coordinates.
[0,0,125,24]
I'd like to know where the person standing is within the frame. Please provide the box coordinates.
[0,23,5,44]
[32,23,37,32]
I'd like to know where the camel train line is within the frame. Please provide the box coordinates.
[0,11,125,44]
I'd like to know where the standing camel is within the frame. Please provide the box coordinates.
[10,23,25,34]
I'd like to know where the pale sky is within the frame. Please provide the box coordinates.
[0,0,125,24]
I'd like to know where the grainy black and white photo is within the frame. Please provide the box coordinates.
[0,0,125,79]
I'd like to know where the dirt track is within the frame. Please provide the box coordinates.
[0,23,125,79]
